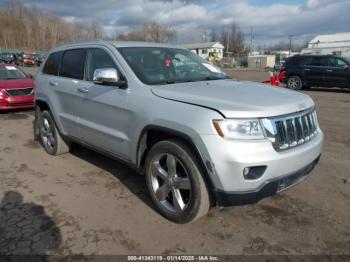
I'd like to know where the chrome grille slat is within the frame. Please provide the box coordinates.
[262,109,318,152]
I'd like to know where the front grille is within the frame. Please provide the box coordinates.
[6,88,33,97]
[9,102,34,107]
[262,109,318,151]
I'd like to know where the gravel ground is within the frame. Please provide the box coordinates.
[0,66,349,257]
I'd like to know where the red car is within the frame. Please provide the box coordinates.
[20,52,36,66]
[0,64,35,110]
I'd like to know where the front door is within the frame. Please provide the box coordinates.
[324,57,349,87]
[78,48,132,159]
[304,56,328,87]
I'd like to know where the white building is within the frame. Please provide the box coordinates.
[181,42,224,59]
[301,32,350,58]
[271,50,299,63]
[248,55,275,69]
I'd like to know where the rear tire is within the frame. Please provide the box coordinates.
[145,139,210,223]
[39,111,70,155]
[287,76,303,90]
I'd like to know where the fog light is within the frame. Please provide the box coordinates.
[243,166,267,180]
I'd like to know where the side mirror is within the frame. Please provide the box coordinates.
[93,68,127,88]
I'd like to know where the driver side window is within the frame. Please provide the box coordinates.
[328,57,347,68]
[85,48,118,81]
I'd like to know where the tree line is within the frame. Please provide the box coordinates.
[1,2,261,56]
[0,2,177,52]
[0,2,104,51]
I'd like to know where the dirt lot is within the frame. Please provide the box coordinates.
[0,66,349,257]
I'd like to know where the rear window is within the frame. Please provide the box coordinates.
[43,51,63,76]
[307,56,328,67]
[59,49,87,80]
[285,56,307,66]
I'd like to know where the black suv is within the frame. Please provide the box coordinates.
[0,53,17,64]
[284,55,350,90]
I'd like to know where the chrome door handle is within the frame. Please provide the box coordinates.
[49,81,58,87]
[305,68,311,71]
[326,69,333,72]
[77,87,89,93]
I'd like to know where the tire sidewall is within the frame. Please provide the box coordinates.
[145,140,205,224]
[287,76,303,90]
[39,111,58,155]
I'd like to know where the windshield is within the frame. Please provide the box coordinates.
[117,47,228,85]
[23,54,34,59]
[0,66,27,80]
[2,53,13,58]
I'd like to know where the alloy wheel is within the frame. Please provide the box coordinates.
[150,153,192,214]
[288,77,301,89]
[41,117,56,151]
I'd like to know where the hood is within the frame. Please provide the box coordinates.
[0,78,34,90]
[151,79,314,118]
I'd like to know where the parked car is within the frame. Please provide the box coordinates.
[273,61,285,72]
[34,41,323,223]
[0,53,17,64]
[0,64,35,110]
[284,54,350,90]
[35,54,46,66]
[18,52,36,66]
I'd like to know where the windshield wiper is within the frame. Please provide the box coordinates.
[203,76,230,81]
[165,79,195,84]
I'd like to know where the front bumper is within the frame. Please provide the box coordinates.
[214,155,320,207]
[199,129,323,192]
[0,95,35,110]
[23,60,35,65]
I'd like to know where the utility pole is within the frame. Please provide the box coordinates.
[250,26,254,51]
[226,28,230,54]
[289,35,293,55]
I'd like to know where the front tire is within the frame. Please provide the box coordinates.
[39,111,70,155]
[145,140,210,223]
[287,75,303,90]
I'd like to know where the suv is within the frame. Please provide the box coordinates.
[0,53,16,64]
[284,54,350,90]
[34,41,323,223]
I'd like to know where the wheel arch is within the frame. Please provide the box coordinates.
[34,99,64,139]
[287,74,306,84]
[136,125,216,204]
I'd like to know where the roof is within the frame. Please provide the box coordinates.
[50,40,181,53]
[180,42,224,50]
[0,63,19,68]
[248,54,275,58]
[309,32,350,44]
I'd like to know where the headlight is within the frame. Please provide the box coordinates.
[213,119,265,140]
[0,89,5,98]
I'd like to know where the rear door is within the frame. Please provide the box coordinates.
[304,56,328,87]
[77,47,132,159]
[324,57,349,87]
[47,49,87,137]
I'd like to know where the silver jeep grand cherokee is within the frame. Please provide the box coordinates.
[34,41,323,223]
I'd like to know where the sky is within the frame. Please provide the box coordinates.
[2,0,350,46]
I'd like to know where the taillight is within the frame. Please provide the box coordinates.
[280,66,286,72]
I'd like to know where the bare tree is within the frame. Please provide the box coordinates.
[116,22,176,43]
[0,2,107,51]
[219,23,245,56]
